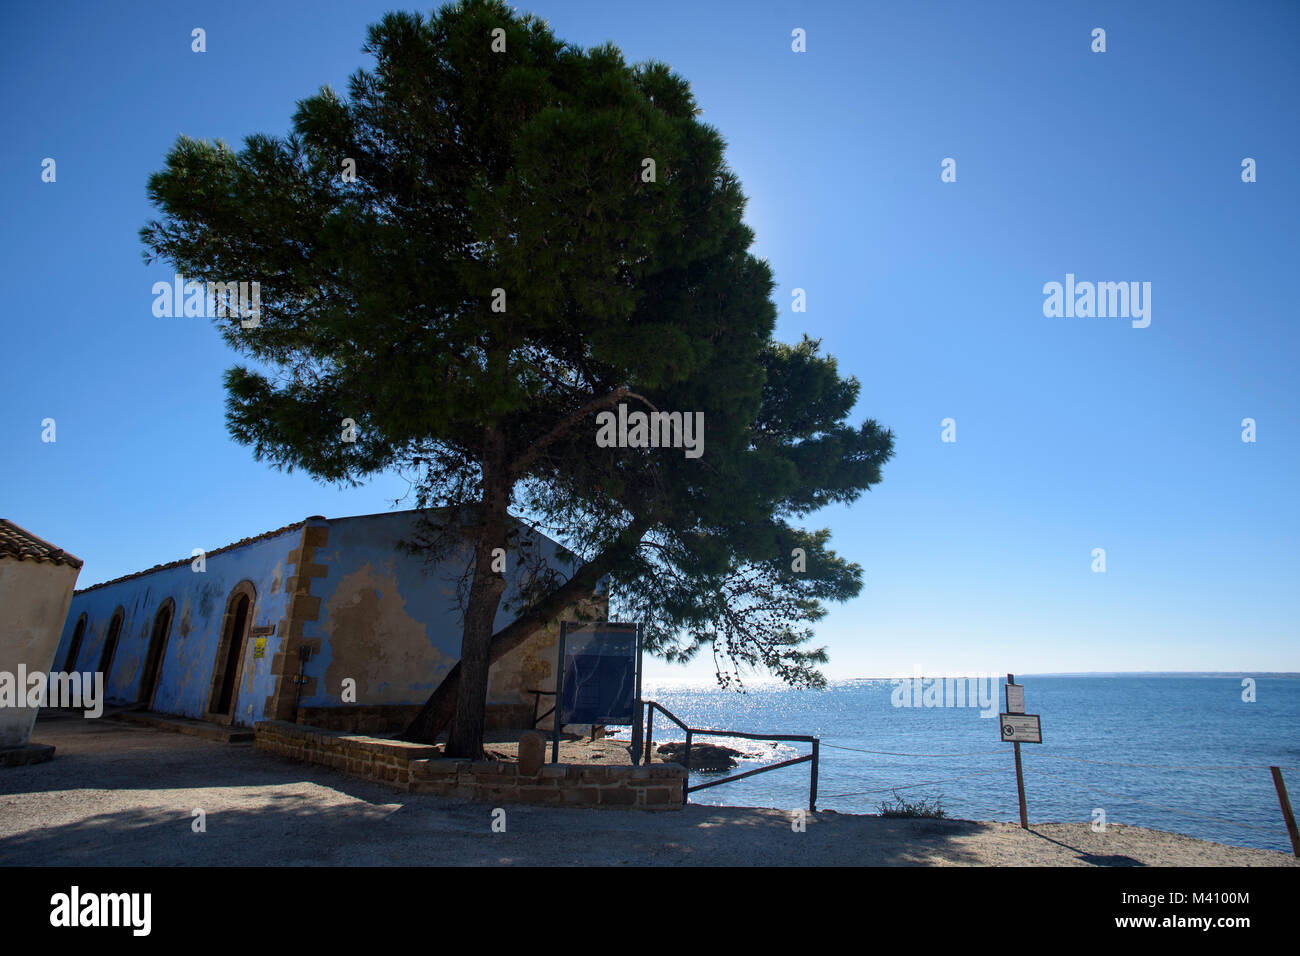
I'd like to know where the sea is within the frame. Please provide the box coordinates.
[607,674,1300,853]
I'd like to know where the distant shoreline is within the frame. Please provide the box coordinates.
[642,672,1300,684]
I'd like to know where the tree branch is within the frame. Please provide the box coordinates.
[508,386,658,478]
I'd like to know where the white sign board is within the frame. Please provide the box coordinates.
[1005,684,1025,714]
[1000,713,1042,744]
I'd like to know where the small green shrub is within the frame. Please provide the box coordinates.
[877,791,947,819]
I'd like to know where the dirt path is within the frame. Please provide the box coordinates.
[1,717,1293,867]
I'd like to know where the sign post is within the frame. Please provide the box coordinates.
[1001,673,1043,829]
[551,621,569,764]
[630,624,644,765]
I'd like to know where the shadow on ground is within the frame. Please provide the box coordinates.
[1028,829,1146,867]
[0,716,992,866]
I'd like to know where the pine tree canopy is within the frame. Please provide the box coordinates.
[140,0,895,752]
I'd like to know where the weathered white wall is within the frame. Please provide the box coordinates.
[0,558,80,747]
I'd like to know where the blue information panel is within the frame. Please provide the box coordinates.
[558,624,638,725]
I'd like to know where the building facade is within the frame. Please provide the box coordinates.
[52,510,594,733]
[1,519,84,755]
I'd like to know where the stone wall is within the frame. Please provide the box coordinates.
[295,704,426,735]
[255,720,685,810]
[256,719,439,783]
[295,702,538,734]
[407,758,684,808]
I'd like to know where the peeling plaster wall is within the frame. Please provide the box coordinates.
[303,511,584,715]
[54,529,300,722]
[50,510,596,730]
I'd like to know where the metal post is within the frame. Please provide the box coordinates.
[630,623,644,765]
[1271,766,1300,857]
[1009,674,1028,829]
[809,737,819,812]
[644,702,654,765]
[551,621,567,764]
[1013,742,1028,828]
[680,726,690,806]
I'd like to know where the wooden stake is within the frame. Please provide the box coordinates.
[1270,766,1300,857]
[1013,741,1028,829]
[1009,673,1028,829]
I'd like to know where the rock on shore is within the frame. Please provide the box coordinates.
[656,741,750,770]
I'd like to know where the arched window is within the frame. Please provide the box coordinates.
[139,599,175,707]
[63,613,87,672]
[99,608,125,688]
[207,582,256,722]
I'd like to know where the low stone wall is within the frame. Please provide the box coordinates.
[295,703,532,734]
[256,720,440,783]
[294,705,423,735]
[255,720,685,810]
[408,759,684,808]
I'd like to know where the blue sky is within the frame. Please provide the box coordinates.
[3,0,1296,679]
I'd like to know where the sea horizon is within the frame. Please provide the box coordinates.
[622,674,1300,854]
[642,671,1300,685]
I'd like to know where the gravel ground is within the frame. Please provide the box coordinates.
[1,715,1294,867]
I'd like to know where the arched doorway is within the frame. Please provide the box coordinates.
[208,583,255,723]
[99,609,125,688]
[139,600,174,707]
[63,614,87,672]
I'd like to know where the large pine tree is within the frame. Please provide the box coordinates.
[141,0,894,757]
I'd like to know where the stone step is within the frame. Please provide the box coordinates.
[0,743,56,767]
[115,712,254,743]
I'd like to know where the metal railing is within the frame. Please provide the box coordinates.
[641,699,820,811]
[527,688,556,729]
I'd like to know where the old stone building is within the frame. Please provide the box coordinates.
[53,509,596,733]
[1,519,84,762]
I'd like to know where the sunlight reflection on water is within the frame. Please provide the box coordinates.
[604,675,1300,852]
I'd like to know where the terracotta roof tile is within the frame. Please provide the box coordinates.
[73,519,310,595]
[68,507,521,597]
[0,519,84,569]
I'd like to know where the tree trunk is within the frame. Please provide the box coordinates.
[442,445,511,759]
[441,538,506,757]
